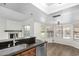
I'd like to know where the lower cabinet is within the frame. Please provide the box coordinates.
[16,48,36,56]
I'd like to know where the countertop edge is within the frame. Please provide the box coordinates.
[5,41,47,56]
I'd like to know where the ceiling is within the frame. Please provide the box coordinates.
[0,3,79,14]
[0,3,47,21]
[46,3,55,6]
[0,3,30,14]
[0,3,79,21]
[0,6,26,21]
[32,3,79,14]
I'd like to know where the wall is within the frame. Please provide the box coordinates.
[47,5,79,49]
[49,11,72,24]
[6,19,23,38]
[0,17,23,40]
[0,4,47,40]
[6,19,22,30]
[22,5,79,42]
[23,17,47,38]
[49,5,79,24]
[22,4,47,39]
[0,18,7,39]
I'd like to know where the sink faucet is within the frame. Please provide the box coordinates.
[13,39,15,46]
[13,34,16,46]
[8,44,10,47]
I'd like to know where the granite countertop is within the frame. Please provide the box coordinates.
[0,37,32,42]
[1,40,47,56]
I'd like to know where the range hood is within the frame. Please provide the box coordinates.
[53,15,61,18]
[5,30,22,32]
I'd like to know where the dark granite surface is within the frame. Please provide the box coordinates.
[0,41,13,50]
[4,40,46,56]
[0,37,36,50]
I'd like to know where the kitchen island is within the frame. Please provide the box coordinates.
[0,37,47,56]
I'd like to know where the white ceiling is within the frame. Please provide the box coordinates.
[0,6,26,21]
[0,3,46,21]
[0,3,79,21]
[32,3,79,14]
[0,3,79,14]
[46,3,55,6]
[0,3,31,14]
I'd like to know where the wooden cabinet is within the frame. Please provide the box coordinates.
[16,48,36,56]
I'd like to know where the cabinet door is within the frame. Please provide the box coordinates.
[16,48,36,56]
[63,24,73,39]
[46,25,54,43]
[55,25,63,39]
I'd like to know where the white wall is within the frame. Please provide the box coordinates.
[49,5,79,24]
[22,4,47,39]
[0,17,23,40]
[0,18,7,39]
[49,11,72,24]
[6,19,23,38]
[6,20,22,30]
[0,4,47,40]
[46,5,79,49]
[25,5,79,49]
[34,22,41,39]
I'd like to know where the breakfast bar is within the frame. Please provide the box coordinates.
[0,37,47,56]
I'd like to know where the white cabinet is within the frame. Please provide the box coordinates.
[63,24,73,39]
[54,24,63,40]
[34,22,42,40]
[34,22,47,41]
[34,22,54,42]
[46,24,54,43]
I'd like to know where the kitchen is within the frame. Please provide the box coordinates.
[0,3,47,56]
[0,3,79,56]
